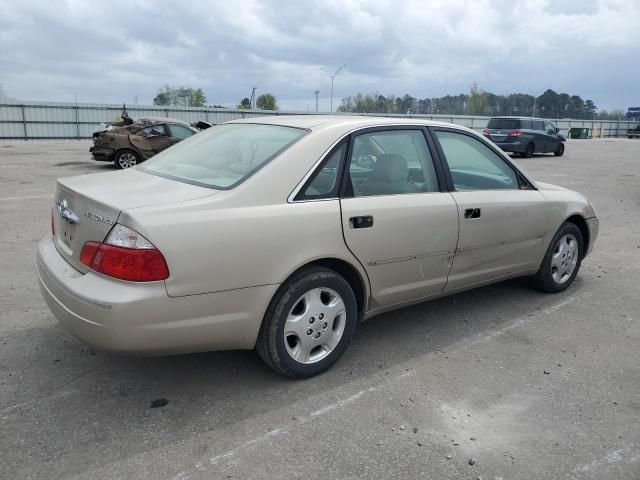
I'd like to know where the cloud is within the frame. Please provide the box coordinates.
[0,0,638,110]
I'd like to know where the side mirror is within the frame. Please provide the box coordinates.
[555,128,560,133]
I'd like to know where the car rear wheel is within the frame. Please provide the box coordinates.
[531,222,583,293]
[523,142,535,158]
[256,266,357,378]
[114,149,140,169]
[554,143,565,157]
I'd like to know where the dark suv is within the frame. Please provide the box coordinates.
[483,117,565,157]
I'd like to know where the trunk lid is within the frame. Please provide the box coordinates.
[53,169,216,272]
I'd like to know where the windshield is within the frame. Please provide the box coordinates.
[141,124,307,189]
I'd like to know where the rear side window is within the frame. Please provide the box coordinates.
[298,143,346,199]
[487,118,521,129]
[142,124,307,189]
[434,130,518,191]
[532,120,545,131]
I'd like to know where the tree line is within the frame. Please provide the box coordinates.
[152,85,279,110]
[338,84,623,120]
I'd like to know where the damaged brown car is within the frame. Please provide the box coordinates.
[90,117,198,169]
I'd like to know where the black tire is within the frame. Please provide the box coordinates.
[114,149,140,169]
[256,266,358,378]
[554,143,565,157]
[523,142,535,158]
[531,222,583,293]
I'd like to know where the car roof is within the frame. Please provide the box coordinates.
[136,117,192,126]
[228,115,459,132]
[489,116,547,121]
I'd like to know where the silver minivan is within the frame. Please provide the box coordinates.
[483,117,565,157]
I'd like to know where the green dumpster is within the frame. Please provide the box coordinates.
[568,127,591,139]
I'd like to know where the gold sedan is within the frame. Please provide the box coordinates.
[37,116,598,377]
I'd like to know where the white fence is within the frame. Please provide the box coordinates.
[0,100,636,139]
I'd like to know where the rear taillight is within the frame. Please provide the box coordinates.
[509,130,523,137]
[482,128,490,136]
[79,224,169,282]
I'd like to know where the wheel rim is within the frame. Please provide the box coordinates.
[118,152,137,168]
[283,287,346,364]
[550,234,579,284]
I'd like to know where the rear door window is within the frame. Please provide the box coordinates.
[168,124,195,139]
[141,124,167,137]
[532,120,545,131]
[348,129,440,196]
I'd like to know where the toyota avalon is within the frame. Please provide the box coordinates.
[38,116,598,378]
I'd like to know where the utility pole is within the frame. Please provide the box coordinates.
[321,65,347,113]
[314,90,319,112]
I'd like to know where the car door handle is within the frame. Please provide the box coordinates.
[349,216,374,229]
[464,208,481,219]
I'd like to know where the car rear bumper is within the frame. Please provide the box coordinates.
[37,235,278,355]
[89,145,115,162]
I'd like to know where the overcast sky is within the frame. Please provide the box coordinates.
[0,0,638,111]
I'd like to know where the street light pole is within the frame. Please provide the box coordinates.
[321,65,347,113]
[314,90,319,112]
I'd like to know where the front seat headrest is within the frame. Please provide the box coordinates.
[372,154,408,182]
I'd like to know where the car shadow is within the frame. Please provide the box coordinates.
[2,276,584,476]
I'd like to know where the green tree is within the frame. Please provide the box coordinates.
[583,100,597,119]
[256,93,278,110]
[238,97,252,109]
[153,85,207,107]
[190,88,207,107]
[338,92,397,113]
[465,83,491,115]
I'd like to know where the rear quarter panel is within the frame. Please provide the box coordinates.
[119,198,366,298]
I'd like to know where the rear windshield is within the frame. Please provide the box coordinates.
[141,124,307,189]
[487,119,521,130]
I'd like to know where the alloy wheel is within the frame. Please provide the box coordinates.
[283,287,346,364]
[118,152,137,168]
[550,234,579,284]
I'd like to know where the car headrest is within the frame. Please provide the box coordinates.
[372,154,409,182]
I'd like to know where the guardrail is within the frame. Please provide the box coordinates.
[0,101,636,139]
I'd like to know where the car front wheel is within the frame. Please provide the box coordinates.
[554,143,565,157]
[532,222,583,293]
[256,266,357,378]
